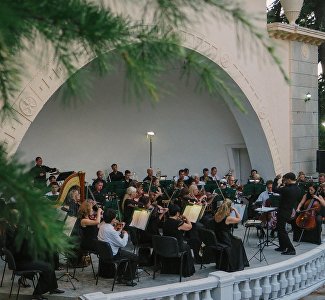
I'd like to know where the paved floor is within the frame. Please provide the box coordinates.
[0,224,320,299]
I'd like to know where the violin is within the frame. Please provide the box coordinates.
[296,197,321,230]
[113,221,125,231]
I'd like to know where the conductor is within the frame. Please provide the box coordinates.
[272,172,301,255]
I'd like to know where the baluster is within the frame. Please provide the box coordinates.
[293,267,301,291]
[300,265,307,288]
[287,269,294,294]
[311,260,317,282]
[271,274,280,299]
[321,255,325,277]
[168,296,175,300]
[192,291,200,300]
[252,278,262,300]
[202,289,213,300]
[316,258,321,280]
[180,293,187,300]
[306,262,313,286]
[262,276,271,300]
[233,282,241,300]
[279,272,288,297]
[241,280,252,300]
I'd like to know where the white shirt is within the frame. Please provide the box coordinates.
[97,223,128,255]
[210,174,220,181]
[256,191,271,205]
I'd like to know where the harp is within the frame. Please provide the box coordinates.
[56,171,85,205]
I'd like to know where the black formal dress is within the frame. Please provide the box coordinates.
[162,218,195,277]
[213,218,249,272]
[123,198,138,228]
[293,193,322,245]
[80,224,99,252]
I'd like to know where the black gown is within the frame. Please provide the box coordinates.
[80,224,99,252]
[162,218,195,277]
[213,217,249,272]
[293,195,323,245]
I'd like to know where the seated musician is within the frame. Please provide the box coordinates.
[149,177,164,204]
[248,169,264,184]
[122,170,133,188]
[188,183,207,204]
[211,199,249,272]
[65,187,81,217]
[192,174,205,186]
[134,182,145,200]
[174,169,186,183]
[78,201,103,253]
[91,181,107,206]
[122,186,141,227]
[227,176,238,189]
[293,184,325,245]
[47,175,57,186]
[137,196,168,244]
[98,209,138,286]
[255,180,278,237]
[210,166,220,182]
[107,163,124,182]
[162,204,195,277]
[143,168,156,183]
[200,168,213,184]
[92,170,107,190]
[296,171,307,183]
[45,182,60,200]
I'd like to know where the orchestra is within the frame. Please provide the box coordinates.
[9,157,325,291]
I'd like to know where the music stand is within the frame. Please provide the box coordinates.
[56,171,75,182]
[255,207,278,247]
[58,216,79,290]
[182,204,205,223]
[129,208,152,231]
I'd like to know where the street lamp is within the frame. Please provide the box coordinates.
[147,131,155,168]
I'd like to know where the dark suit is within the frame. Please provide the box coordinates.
[273,179,301,251]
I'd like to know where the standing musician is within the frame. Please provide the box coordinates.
[293,184,325,245]
[272,172,301,255]
[29,156,58,188]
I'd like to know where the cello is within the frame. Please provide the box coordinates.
[296,189,322,230]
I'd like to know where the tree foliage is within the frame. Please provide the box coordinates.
[0,0,286,257]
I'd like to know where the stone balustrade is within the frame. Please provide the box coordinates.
[80,244,325,300]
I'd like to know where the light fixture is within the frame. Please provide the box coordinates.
[305,92,311,102]
[146,131,155,168]
[147,131,155,137]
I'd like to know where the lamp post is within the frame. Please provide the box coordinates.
[147,131,155,168]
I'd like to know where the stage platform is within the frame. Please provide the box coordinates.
[0,223,320,299]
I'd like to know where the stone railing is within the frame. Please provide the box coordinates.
[80,244,325,300]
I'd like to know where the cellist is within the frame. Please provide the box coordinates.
[294,184,325,245]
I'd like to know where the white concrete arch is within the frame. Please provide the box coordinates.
[0,29,283,178]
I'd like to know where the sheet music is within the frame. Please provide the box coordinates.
[129,208,151,230]
[231,204,246,221]
[56,208,67,222]
[64,216,77,236]
[255,206,277,213]
[183,204,203,223]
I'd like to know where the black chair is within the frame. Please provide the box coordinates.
[0,247,7,287]
[198,228,229,270]
[95,240,131,291]
[152,235,187,282]
[2,248,42,300]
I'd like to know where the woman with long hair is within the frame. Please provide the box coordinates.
[212,199,249,272]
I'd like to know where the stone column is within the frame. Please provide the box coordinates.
[268,24,325,175]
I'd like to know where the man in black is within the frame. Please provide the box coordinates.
[29,157,58,188]
[107,163,124,182]
[92,170,107,190]
[273,172,301,255]
[122,170,133,188]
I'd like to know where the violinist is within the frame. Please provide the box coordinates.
[162,204,195,277]
[122,186,140,228]
[137,196,168,244]
[78,201,103,253]
[293,184,325,245]
[188,183,207,204]
[273,172,301,255]
[91,181,106,206]
[149,178,164,204]
[98,209,138,286]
